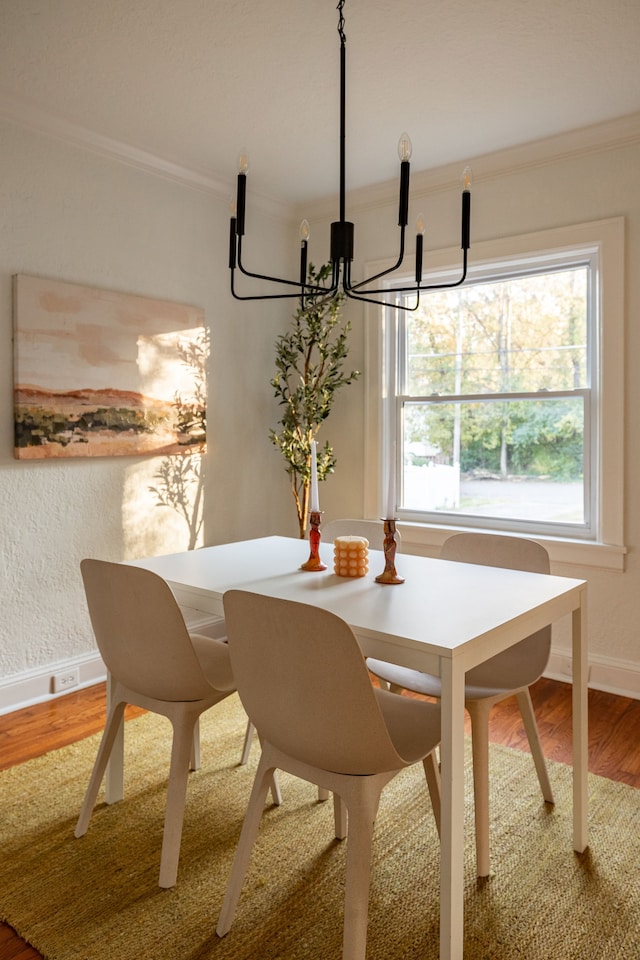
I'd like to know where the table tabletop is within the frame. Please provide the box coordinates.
[130,535,584,672]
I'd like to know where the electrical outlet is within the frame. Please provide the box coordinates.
[560,658,573,677]
[558,658,591,683]
[52,668,80,693]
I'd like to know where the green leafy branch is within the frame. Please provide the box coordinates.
[270,263,359,537]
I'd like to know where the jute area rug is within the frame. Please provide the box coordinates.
[1,694,638,960]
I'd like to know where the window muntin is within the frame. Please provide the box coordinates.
[403,269,588,396]
[392,258,595,537]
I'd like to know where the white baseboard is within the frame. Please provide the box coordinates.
[545,650,640,700]
[0,651,107,716]
[0,609,227,716]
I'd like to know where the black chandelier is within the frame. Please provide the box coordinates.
[229,0,472,310]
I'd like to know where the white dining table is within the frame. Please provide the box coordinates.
[115,534,588,960]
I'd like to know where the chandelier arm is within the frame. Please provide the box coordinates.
[236,239,332,295]
[345,249,469,298]
[341,257,418,309]
[345,227,407,292]
[344,287,421,311]
[231,270,338,301]
[236,270,330,295]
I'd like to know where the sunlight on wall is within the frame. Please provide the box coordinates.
[137,328,202,402]
[121,459,203,559]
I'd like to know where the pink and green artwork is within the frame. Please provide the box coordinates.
[13,275,206,460]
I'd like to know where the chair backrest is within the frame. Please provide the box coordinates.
[81,559,216,702]
[441,532,551,686]
[223,590,406,775]
[322,519,401,552]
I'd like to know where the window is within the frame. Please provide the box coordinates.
[365,219,625,569]
[398,261,591,535]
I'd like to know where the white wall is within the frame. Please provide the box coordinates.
[305,119,640,697]
[0,118,297,708]
[2,114,640,710]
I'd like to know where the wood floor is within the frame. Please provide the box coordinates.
[1,678,640,959]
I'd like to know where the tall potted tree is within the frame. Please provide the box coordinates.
[270,263,360,538]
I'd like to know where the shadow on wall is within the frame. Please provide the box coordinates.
[148,331,208,551]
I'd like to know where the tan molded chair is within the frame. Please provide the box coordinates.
[239,519,400,767]
[216,590,441,960]
[367,532,554,878]
[75,559,237,889]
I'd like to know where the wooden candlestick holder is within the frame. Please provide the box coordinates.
[375,519,405,584]
[300,510,327,571]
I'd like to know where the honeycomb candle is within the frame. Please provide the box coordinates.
[333,536,369,578]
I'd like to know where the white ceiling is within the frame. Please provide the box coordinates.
[1,0,640,205]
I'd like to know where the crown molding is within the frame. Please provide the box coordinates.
[300,110,640,219]
[2,89,638,224]
[0,90,292,221]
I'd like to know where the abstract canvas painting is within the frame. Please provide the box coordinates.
[13,275,206,459]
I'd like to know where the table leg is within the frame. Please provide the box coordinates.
[572,591,589,852]
[439,657,467,960]
[105,671,124,804]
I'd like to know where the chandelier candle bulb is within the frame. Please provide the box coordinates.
[397,132,412,162]
[333,536,369,577]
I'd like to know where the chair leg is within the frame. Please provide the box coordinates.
[239,719,255,765]
[467,700,492,878]
[253,730,282,806]
[159,709,202,888]
[217,753,278,938]
[190,717,201,771]
[333,792,348,840]
[341,782,383,960]
[516,688,554,804]
[422,749,441,837]
[74,699,127,838]
[269,770,283,807]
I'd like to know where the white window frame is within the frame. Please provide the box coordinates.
[363,217,626,571]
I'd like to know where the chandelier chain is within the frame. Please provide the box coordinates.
[337,0,346,44]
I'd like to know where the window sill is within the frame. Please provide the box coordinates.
[397,521,627,573]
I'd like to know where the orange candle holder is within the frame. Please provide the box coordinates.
[333,536,369,577]
[300,510,327,571]
[375,519,405,585]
